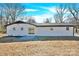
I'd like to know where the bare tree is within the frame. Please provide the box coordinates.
[0,8,3,25]
[64,15,75,23]
[54,4,68,23]
[68,3,79,22]
[2,3,25,24]
[44,18,52,23]
[54,14,60,23]
[67,3,79,32]
[27,17,36,23]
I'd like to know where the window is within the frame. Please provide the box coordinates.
[28,27,35,34]
[66,27,69,30]
[21,27,23,30]
[50,28,53,31]
[13,27,16,30]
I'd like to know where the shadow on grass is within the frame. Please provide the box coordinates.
[0,36,79,43]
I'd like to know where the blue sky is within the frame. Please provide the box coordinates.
[18,3,79,23]
[20,3,61,22]
[22,3,60,16]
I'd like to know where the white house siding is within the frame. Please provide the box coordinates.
[7,24,36,36]
[6,23,74,36]
[36,27,74,36]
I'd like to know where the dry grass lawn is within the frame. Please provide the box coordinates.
[0,33,6,37]
[0,40,79,56]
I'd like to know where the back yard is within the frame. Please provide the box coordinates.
[0,33,79,56]
[0,40,79,56]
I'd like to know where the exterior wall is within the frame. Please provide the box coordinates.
[36,27,74,36]
[7,24,36,36]
[7,24,74,36]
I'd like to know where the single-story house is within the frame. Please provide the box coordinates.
[5,21,75,36]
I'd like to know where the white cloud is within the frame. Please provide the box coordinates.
[23,7,57,23]
[17,13,55,23]
[24,9,38,12]
[42,7,57,13]
[33,13,55,23]
[47,7,56,13]
[42,7,71,14]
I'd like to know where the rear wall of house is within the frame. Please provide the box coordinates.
[7,24,74,36]
[36,27,74,36]
[7,24,36,36]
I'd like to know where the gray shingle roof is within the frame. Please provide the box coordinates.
[5,21,75,27]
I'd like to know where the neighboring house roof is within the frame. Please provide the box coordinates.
[5,21,75,27]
